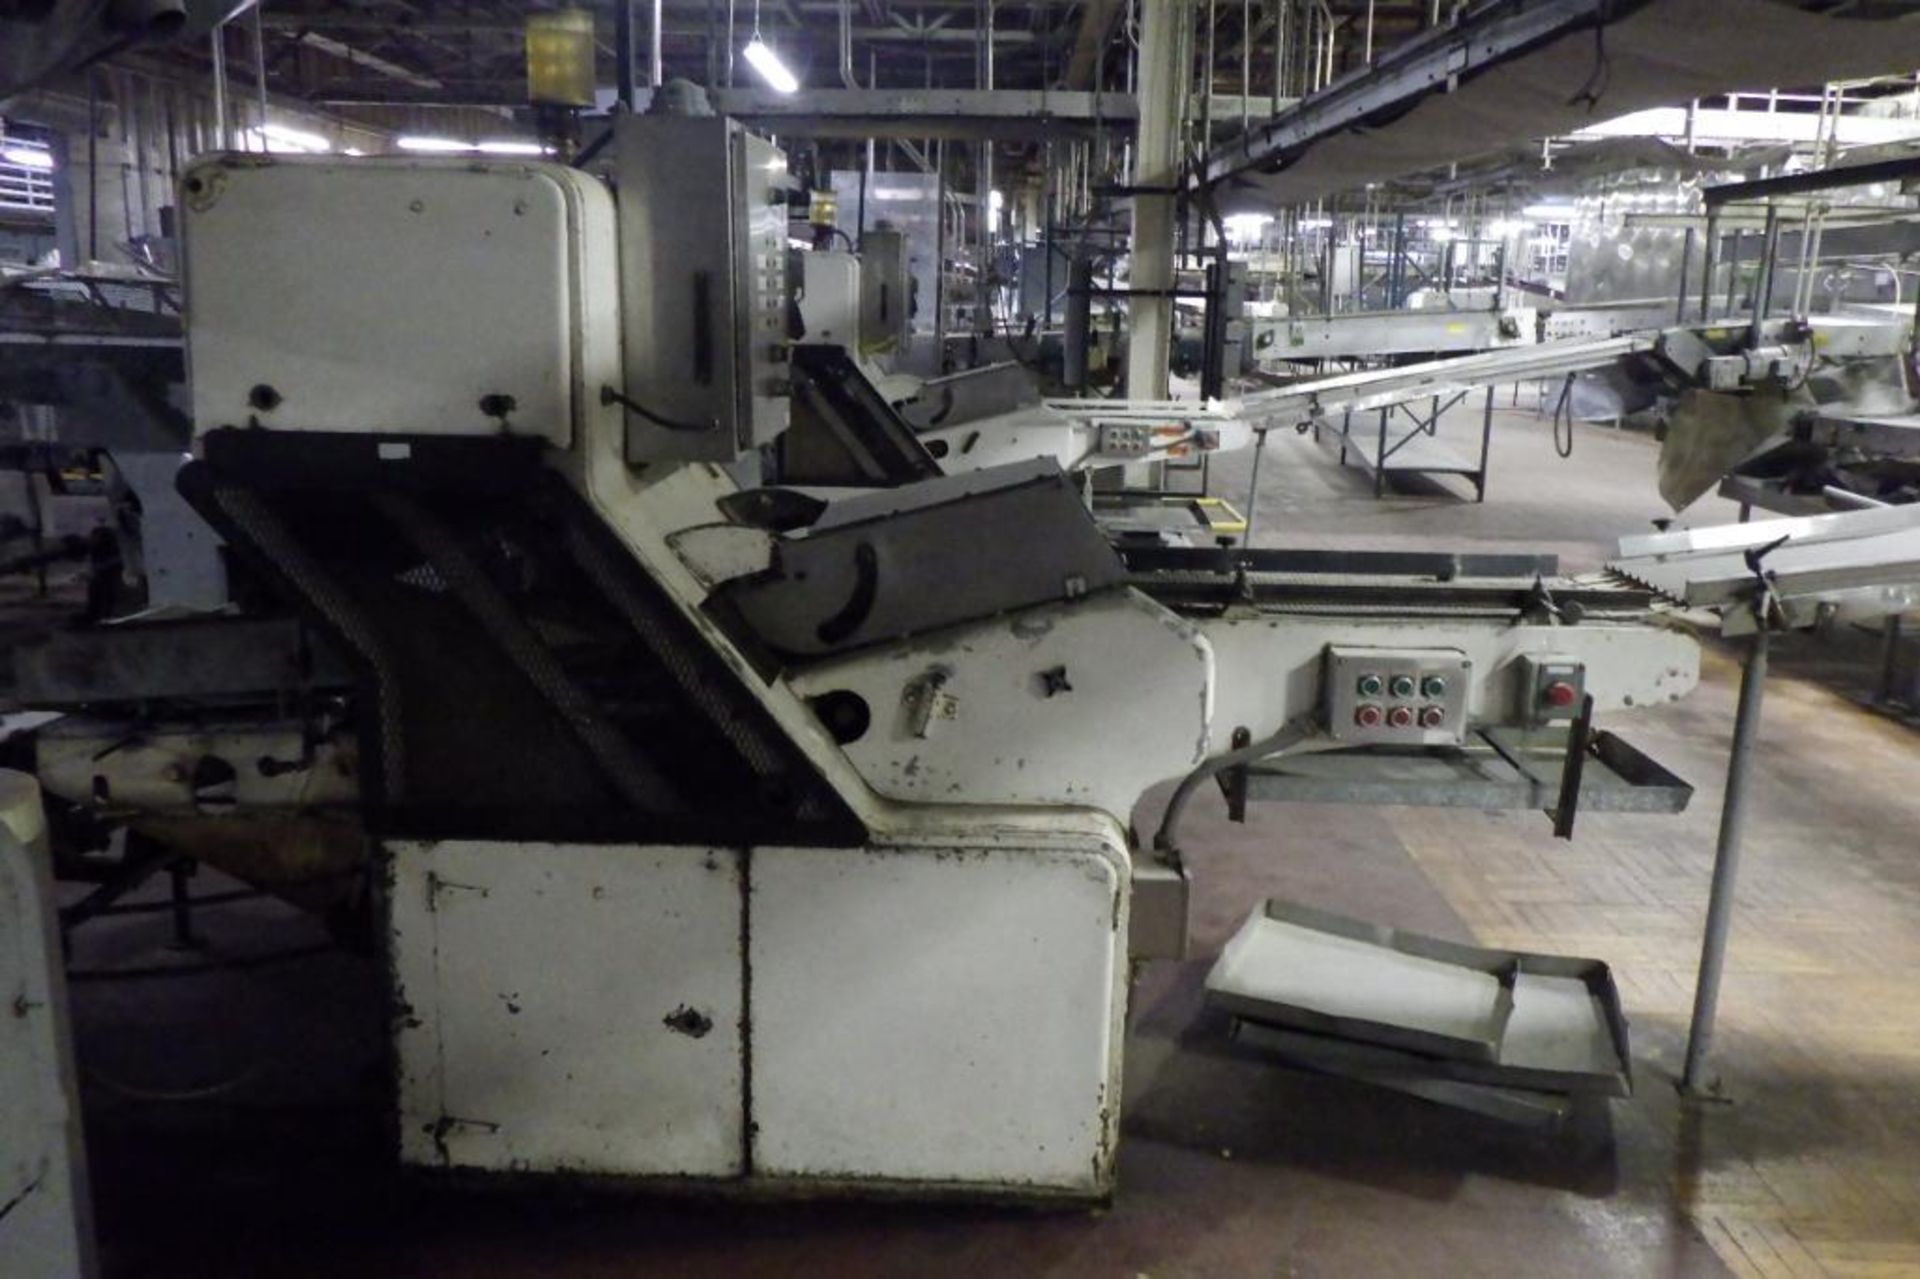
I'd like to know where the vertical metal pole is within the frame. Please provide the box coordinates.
[1681,619,1771,1095]
[1127,0,1183,400]
[1698,207,1719,322]
[1272,0,1285,113]
[1725,229,1742,315]
[85,70,100,260]
[1063,257,1092,390]
[209,26,229,147]
[1675,225,1695,324]
[979,0,995,335]
[650,0,664,86]
[934,139,948,369]
[1242,429,1268,545]
[1042,141,1054,325]
[250,3,269,132]
[1749,205,1780,349]
[617,0,637,108]
[1374,407,1388,498]
[1879,614,1903,705]
[127,74,151,242]
[1476,384,1494,502]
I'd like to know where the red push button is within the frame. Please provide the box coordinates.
[1543,680,1579,708]
[1387,706,1415,729]
[1354,704,1384,728]
[1419,706,1446,728]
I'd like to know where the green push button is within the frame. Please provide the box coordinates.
[1388,674,1416,699]
[1356,673,1384,697]
[1421,674,1448,699]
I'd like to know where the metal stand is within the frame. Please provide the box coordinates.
[1241,427,1269,547]
[1328,388,1490,500]
[1681,620,1771,1097]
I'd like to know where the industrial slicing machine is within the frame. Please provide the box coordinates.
[4,107,1703,1209]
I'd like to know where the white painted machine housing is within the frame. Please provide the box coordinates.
[182,155,1132,1200]
[183,155,606,445]
[389,827,1128,1194]
[169,155,1702,1205]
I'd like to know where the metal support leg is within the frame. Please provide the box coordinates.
[1242,428,1268,547]
[167,858,204,951]
[1879,613,1904,706]
[1475,385,1494,502]
[1375,407,1388,498]
[1681,622,1771,1097]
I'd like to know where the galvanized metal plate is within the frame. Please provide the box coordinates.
[1211,899,1633,1097]
[1206,900,1515,1064]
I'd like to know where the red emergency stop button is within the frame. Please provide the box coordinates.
[1387,706,1415,729]
[1543,680,1579,708]
[1354,704,1384,728]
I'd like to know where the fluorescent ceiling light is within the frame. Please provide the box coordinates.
[259,123,332,153]
[397,136,475,153]
[743,37,799,94]
[1523,202,1574,220]
[476,140,547,155]
[1,145,52,170]
[343,147,367,157]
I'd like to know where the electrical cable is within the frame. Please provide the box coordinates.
[1565,2,1614,113]
[1551,372,1577,459]
[600,384,715,433]
[1153,714,1320,854]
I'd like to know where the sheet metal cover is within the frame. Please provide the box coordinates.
[1205,900,1517,1064]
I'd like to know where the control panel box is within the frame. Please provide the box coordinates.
[1518,654,1587,725]
[614,114,791,464]
[1323,646,1470,746]
[1095,421,1154,458]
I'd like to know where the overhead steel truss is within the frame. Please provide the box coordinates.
[1194,0,1611,190]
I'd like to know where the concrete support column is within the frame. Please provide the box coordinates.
[1127,0,1185,402]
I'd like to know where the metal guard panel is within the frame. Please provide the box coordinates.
[715,461,1127,659]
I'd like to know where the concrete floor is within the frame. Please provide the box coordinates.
[63,403,1920,1277]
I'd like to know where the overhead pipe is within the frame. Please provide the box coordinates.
[210,23,229,146]
[650,0,663,87]
[839,0,858,86]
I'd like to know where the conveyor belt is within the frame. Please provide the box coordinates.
[1234,334,1652,430]
[1123,545,1659,617]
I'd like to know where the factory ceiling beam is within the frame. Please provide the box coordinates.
[1195,0,1611,190]
[291,30,443,91]
[257,11,1046,41]
[1196,0,1920,208]
[1059,0,1125,90]
[305,83,1132,135]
